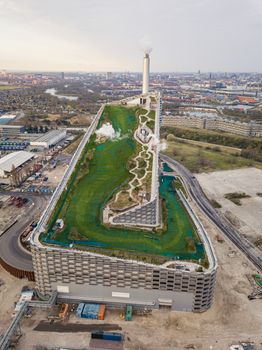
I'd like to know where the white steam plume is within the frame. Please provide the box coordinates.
[96,123,120,139]
[139,36,153,55]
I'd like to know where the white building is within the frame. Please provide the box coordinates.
[0,151,35,178]
[30,129,66,148]
[0,113,18,122]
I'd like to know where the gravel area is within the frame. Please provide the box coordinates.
[0,266,34,331]
[196,168,262,241]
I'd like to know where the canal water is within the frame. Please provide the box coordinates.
[45,88,78,101]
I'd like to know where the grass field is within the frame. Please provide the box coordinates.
[161,125,262,164]
[163,139,260,173]
[0,85,19,90]
[161,125,262,147]
[42,105,205,263]
[169,135,242,155]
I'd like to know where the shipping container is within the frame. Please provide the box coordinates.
[91,331,123,342]
[59,303,69,319]
[76,303,85,318]
[103,333,123,342]
[125,305,133,321]
[98,304,106,320]
[92,332,103,340]
[81,303,100,319]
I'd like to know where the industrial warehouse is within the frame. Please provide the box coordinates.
[0,150,37,185]
[31,53,217,313]
[0,124,70,188]
[0,124,25,138]
[30,129,67,148]
[0,151,35,178]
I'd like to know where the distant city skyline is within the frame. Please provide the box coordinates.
[0,0,262,72]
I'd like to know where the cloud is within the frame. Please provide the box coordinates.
[0,0,23,14]
[0,0,261,71]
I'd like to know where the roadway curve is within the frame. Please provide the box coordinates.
[161,154,262,273]
[0,192,48,273]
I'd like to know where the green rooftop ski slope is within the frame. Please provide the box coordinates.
[42,105,205,264]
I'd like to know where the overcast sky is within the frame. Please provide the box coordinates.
[0,0,262,72]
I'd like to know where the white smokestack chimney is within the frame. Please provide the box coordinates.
[142,52,150,95]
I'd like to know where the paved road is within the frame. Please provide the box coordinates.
[0,192,48,271]
[161,154,262,273]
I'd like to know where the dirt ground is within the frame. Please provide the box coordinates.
[0,266,34,330]
[46,114,92,125]
[0,195,29,231]
[196,168,262,242]
[69,114,92,126]
[22,164,67,191]
[46,114,62,121]
[41,163,68,187]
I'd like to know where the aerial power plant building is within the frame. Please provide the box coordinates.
[31,53,217,313]
[142,52,150,95]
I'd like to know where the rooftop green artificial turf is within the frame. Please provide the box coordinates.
[44,105,204,261]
